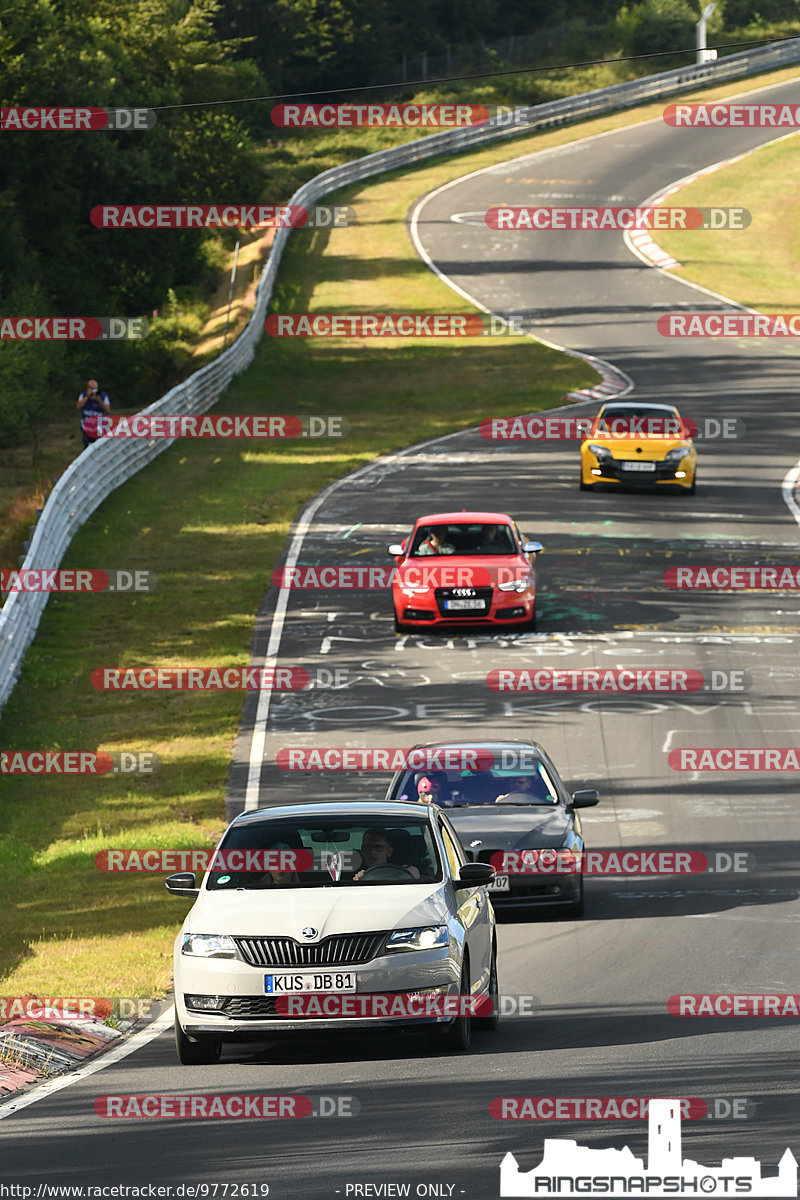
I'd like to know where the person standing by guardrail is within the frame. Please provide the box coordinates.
[76,378,110,449]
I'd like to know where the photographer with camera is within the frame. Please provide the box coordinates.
[76,378,110,449]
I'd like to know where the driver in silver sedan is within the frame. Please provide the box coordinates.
[354,828,421,880]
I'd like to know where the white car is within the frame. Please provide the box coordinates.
[167,800,498,1063]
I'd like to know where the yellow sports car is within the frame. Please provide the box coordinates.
[579,401,696,494]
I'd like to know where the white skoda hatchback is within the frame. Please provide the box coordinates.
[167,800,498,1062]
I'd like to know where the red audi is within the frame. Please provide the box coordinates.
[388,511,543,634]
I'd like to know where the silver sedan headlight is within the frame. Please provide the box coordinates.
[385,926,449,952]
[181,933,237,959]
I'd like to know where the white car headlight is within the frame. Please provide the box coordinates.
[181,933,237,959]
[497,578,530,593]
[386,926,449,952]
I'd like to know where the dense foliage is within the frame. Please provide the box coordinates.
[0,0,797,445]
[0,0,264,440]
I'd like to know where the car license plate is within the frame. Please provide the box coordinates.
[621,461,656,472]
[444,599,485,610]
[488,875,509,892]
[264,972,356,994]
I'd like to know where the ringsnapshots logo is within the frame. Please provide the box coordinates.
[0,569,155,593]
[265,314,527,338]
[0,317,148,340]
[664,101,800,127]
[485,206,749,231]
[94,414,348,438]
[0,750,159,775]
[91,205,355,229]
[498,1098,797,1197]
[486,668,750,695]
[1,107,155,130]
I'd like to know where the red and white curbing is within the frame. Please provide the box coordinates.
[0,1009,125,1100]
[627,226,680,269]
[625,153,750,271]
[564,353,632,403]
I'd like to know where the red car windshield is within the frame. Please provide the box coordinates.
[409,523,516,557]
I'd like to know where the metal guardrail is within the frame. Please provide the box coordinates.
[2,35,799,715]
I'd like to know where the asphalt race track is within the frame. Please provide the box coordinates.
[3,76,800,1199]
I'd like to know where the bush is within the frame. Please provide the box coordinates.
[615,0,720,60]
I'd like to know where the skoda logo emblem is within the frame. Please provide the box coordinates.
[302,926,318,940]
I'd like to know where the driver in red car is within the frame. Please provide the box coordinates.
[354,828,421,880]
[415,528,455,556]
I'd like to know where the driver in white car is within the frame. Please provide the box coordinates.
[354,828,421,880]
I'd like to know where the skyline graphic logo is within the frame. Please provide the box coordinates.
[500,1098,797,1196]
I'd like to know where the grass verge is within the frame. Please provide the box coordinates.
[654,129,800,310]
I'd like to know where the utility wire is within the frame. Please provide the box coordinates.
[149,33,800,112]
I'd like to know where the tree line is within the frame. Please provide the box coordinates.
[0,0,796,446]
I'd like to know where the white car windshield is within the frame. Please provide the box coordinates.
[206,817,443,890]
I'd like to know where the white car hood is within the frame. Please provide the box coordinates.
[185,883,447,938]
